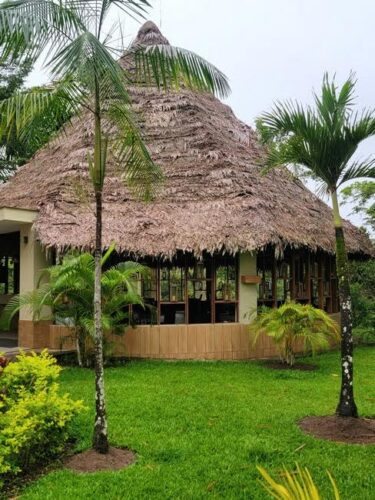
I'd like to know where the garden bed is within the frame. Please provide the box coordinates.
[299,416,375,444]
[65,447,136,473]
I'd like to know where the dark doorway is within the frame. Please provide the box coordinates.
[0,232,20,347]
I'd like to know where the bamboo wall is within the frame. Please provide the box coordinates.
[18,319,339,360]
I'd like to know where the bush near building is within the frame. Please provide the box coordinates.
[0,351,83,489]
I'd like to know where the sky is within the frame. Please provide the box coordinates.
[27,0,375,229]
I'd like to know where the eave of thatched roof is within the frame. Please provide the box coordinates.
[0,22,373,258]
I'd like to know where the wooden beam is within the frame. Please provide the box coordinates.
[318,253,324,310]
[290,251,296,300]
[241,275,262,284]
[211,255,215,324]
[272,252,277,308]
[306,252,311,304]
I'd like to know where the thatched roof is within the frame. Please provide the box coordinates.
[0,22,373,258]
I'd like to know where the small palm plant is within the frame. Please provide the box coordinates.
[251,303,339,366]
[1,248,147,366]
[257,464,340,500]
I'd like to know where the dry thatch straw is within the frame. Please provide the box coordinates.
[0,22,373,259]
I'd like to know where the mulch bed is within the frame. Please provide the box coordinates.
[262,360,318,371]
[299,416,375,444]
[65,447,136,473]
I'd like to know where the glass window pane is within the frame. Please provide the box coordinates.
[160,304,185,325]
[160,266,185,302]
[132,266,157,325]
[215,303,236,323]
[187,256,213,324]
[215,255,237,302]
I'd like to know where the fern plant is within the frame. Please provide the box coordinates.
[251,302,339,366]
[1,247,148,366]
[257,464,340,500]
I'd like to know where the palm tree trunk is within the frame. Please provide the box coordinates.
[92,102,109,452]
[93,188,109,452]
[331,190,358,417]
[76,334,82,368]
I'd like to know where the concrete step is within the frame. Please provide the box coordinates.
[0,339,18,348]
[0,331,18,341]
[0,331,18,349]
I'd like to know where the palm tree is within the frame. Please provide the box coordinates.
[1,248,148,367]
[0,0,230,452]
[257,74,375,417]
[251,303,339,367]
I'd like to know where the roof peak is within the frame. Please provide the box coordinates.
[133,21,169,46]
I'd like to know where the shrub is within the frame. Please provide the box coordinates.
[250,303,339,366]
[353,326,375,345]
[0,351,83,487]
[349,260,375,345]
[1,349,61,401]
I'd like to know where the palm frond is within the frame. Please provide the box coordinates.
[314,72,356,131]
[250,302,338,366]
[132,44,230,99]
[97,0,150,34]
[257,464,341,500]
[0,0,85,63]
[0,77,86,145]
[107,102,163,200]
[338,158,375,186]
[49,30,130,104]
[0,284,53,329]
[257,73,375,192]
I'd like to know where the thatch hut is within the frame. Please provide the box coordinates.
[0,22,372,359]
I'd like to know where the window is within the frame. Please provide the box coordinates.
[256,247,339,313]
[214,255,237,322]
[276,261,290,305]
[132,267,158,325]
[131,257,242,326]
[160,263,186,325]
[257,248,275,307]
[187,256,213,324]
[120,253,239,325]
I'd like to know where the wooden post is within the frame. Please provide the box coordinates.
[4,256,8,294]
[306,252,311,303]
[184,257,189,324]
[211,255,216,323]
[272,251,277,308]
[290,251,296,301]
[318,253,324,310]
[157,261,161,324]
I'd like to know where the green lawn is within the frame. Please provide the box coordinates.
[22,348,374,499]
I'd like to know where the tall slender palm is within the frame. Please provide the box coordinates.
[257,74,375,417]
[0,0,230,451]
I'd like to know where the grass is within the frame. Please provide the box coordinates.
[21,347,374,499]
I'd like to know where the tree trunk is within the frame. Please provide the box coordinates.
[331,190,358,417]
[92,189,110,452]
[76,334,82,368]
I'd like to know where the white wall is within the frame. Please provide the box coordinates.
[239,252,258,324]
[19,225,51,321]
